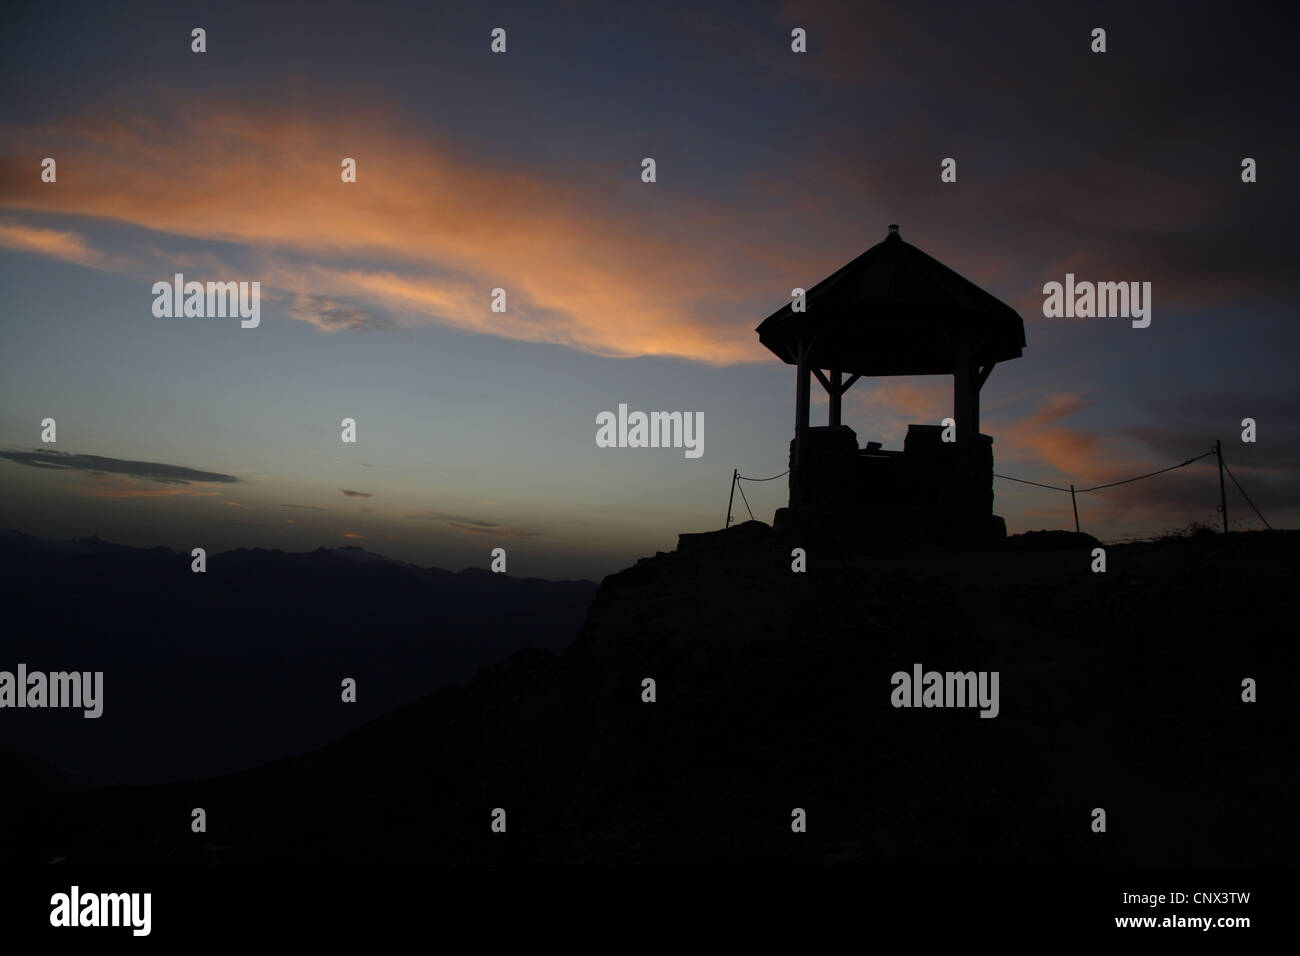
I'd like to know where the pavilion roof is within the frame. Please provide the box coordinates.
[755,226,1026,375]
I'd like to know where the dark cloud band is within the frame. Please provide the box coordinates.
[0,449,236,485]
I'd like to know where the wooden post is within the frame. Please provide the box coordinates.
[791,356,811,507]
[829,369,842,426]
[726,468,738,528]
[1216,439,1228,533]
[1070,484,1079,533]
[974,363,995,436]
[952,332,973,509]
[794,355,811,468]
[795,360,810,434]
[953,331,972,444]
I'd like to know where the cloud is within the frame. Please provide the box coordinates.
[340,489,373,498]
[343,532,365,539]
[443,521,538,538]
[843,379,951,443]
[78,475,224,499]
[1105,391,1300,521]
[1018,393,1091,430]
[288,294,391,332]
[407,509,539,538]
[4,6,1296,372]
[1120,392,1300,473]
[0,449,237,485]
[279,503,325,511]
[993,393,1112,483]
[0,101,778,364]
[0,220,128,270]
[989,391,1296,532]
[1007,428,1104,482]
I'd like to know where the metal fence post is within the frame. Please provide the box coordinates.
[726,468,738,527]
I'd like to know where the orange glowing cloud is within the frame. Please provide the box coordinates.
[1005,427,1103,480]
[835,383,1139,490]
[996,393,1099,477]
[1017,393,1091,430]
[0,102,783,364]
[845,378,952,442]
[0,220,106,268]
[993,392,1162,489]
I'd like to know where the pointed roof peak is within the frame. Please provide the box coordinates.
[755,228,1026,375]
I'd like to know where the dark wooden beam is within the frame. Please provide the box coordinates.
[976,363,994,390]
[796,362,811,433]
[953,332,973,444]
[810,367,832,393]
[829,370,842,426]
[840,373,861,394]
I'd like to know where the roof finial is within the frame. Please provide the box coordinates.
[888,224,900,239]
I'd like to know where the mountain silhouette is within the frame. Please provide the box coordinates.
[0,530,595,788]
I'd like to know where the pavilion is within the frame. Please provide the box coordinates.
[755,224,1027,547]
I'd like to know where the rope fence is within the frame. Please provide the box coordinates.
[728,465,785,522]
[726,468,789,525]
[1221,457,1273,530]
[725,440,1273,536]
[992,441,1272,535]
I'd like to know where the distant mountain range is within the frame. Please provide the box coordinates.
[0,530,596,789]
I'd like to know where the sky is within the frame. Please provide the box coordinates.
[1,0,1297,580]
